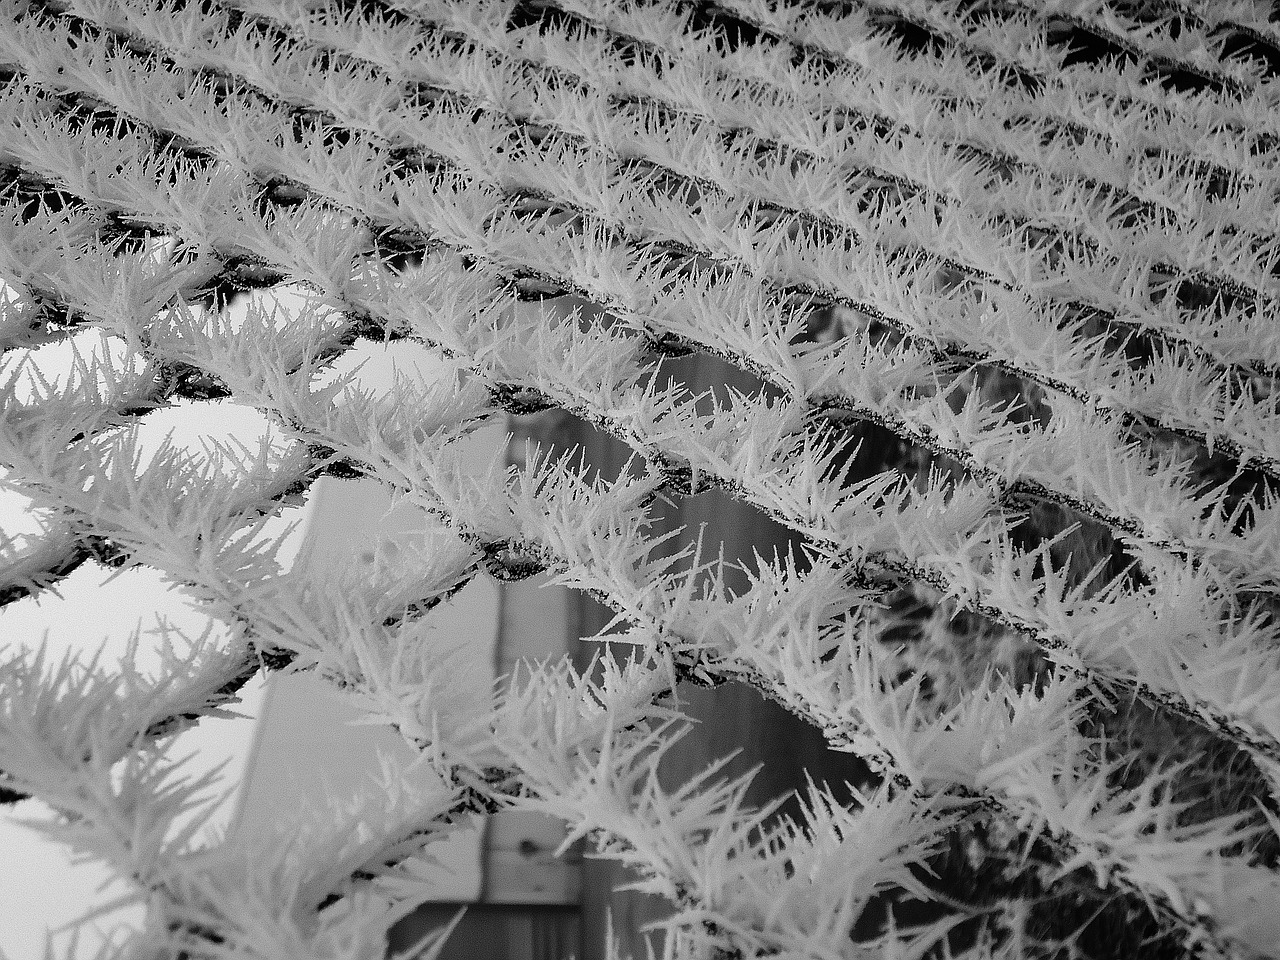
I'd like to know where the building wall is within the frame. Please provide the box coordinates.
[227,310,876,960]
[228,424,507,900]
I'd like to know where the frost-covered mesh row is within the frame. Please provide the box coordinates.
[2,0,1280,958]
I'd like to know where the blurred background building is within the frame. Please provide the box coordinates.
[0,287,872,960]
[224,298,872,960]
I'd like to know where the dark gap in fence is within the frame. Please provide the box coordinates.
[328,0,410,29]
[865,7,1042,94]
[900,811,1189,960]
[204,256,289,301]
[369,225,436,274]
[1212,458,1280,540]
[1091,310,1165,373]
[1214,25,1280,78]
[61,99,143,144]
[1044,11,1229,94]
[505,0,577,37]
[0,291,57,356]
[806,414,916,494]
[1105,192,1164,233]
[318,122,354,151]
[1197,167,1241,202]
[1171,273,1251,318]
[1158,65,1219,95]
[184,273,247,315]
[848,811,1026,956]
[607,32,665,80]
[1046,17,1138,70]
[4,175,85,224]
[95,212,173,257]
[508,407,647,489]
[792,42,841,80]
[643,347,789,414]
[809,0,857,15]
[844,763,1196,957]
[1125,413,1280,541]
[1084,698,1280,867]
[648,487,815,601]
[1010,497,1150,596]
[649,675,878,830]
[870,11,945,59]
[687,1,762,53]
[0,782,28,804]
[879,582,1052,709]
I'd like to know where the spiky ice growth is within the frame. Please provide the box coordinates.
[2,0,1280,957]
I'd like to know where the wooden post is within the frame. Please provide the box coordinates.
[388,570,586,959]
[485,570,585,908]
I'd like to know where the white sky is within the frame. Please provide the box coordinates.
[0,280,500,959]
